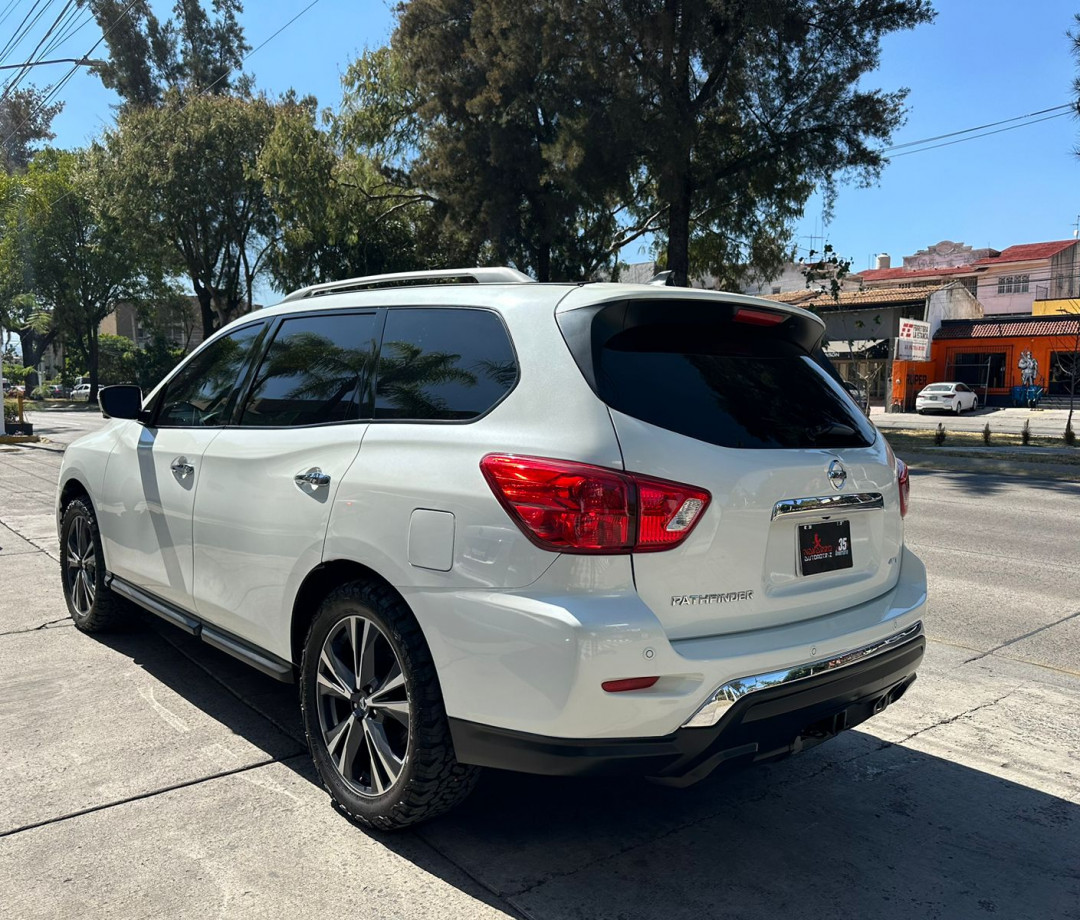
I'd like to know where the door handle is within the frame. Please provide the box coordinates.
[294,467,331,488]
[171,456,194,479]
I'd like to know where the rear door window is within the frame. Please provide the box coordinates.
[238,312,379,427]
[374,308,517,421]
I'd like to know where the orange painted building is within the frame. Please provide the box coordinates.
[890,313,1080,410]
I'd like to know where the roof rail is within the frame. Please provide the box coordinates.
[281,266,535,302]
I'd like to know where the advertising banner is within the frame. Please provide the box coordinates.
[896,319,930,361]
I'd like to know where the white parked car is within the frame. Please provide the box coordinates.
[915,382,978,414]
[56,268,926,830]
[71,383,92,400]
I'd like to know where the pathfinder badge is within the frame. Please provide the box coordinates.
[671,591,753,606]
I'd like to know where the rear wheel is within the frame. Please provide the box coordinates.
[954,400,963,414]
[299,581,479,830]
[60,498,126,631]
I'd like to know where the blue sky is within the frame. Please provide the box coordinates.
[12,0,1080,282]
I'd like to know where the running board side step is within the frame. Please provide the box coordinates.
[106,575,294,682]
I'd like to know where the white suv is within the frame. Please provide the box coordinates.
[57,268,926,829]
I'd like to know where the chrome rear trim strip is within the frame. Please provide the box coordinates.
[771,492,884,520]
[682,621,923,729]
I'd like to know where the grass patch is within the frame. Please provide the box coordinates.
[881,427,1080,477]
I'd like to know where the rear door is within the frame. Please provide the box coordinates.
[557,295,903,641]
[190,309,379,658]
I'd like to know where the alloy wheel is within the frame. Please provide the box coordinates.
[315,615,411,797]
[65,514,97,616]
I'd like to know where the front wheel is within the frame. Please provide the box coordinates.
[60,497,127,631]
[300,581,479,831]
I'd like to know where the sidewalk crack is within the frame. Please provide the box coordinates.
[0,752,307,840]
[0,617,72,637]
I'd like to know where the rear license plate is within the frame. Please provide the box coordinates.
[798,520,853,576]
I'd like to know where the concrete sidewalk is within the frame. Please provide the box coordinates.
[872,404,1075,435]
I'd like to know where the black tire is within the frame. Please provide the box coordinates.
[60,497,127,631]
[954,400,962,415]
[299,580,479,831]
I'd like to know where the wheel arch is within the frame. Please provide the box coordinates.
[57,474,94,541]
[59,475,92,512]
[290,559,408,667]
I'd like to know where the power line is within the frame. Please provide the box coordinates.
[0,0,140,152]
[882,103,1074,153]
[887,110,1072,159]
[196,0,324,98]
[15,0,326,217]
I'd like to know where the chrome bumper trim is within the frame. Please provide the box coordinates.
[681,621,923,729]
[771,492,884,520]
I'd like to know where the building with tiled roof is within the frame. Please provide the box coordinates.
[859,238,1080,317]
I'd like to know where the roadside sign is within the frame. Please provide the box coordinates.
[896,319,930,361]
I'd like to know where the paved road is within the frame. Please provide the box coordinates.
[1,439,1077,919]
[20,404,105,447]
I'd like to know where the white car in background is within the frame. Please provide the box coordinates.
[55,267,927,830]
[915,382,978,414]
[71,383,92,400]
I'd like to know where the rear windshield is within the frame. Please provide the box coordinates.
[923,384,953,391]
[564,302,876,450]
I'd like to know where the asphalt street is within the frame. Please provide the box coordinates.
[1,415,1077,920]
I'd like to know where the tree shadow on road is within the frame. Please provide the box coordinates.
[909,467,1080,496]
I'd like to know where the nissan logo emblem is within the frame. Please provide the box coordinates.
[827,460,847,490]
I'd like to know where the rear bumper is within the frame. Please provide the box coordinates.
[450,623,924,783]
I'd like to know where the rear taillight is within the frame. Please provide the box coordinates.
[896,457,910,517]
[479,455,710,554]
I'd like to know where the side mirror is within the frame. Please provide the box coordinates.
[99,385,144,421]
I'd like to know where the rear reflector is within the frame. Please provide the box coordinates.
[601,676,659,693]
[897,458,910,517]
[479,455,711,553]
[734,307,786,326]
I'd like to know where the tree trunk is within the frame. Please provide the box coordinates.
[87,324,100,405]
[18,328,57,381]
[194,282,216,341]
[664,167,693,287]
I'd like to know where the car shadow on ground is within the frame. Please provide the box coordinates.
[90,614,1080,920]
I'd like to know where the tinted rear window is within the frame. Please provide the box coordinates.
[595,320,876,450]
[374,308,517,421]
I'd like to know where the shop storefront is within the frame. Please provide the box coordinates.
[890,314,1080,409]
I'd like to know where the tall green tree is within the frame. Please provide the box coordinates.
[0,87,64,173]
[385,0,934,285]
[379,4,639,281]
[258,95,434,291]
[614,0,935,286]
[81,0,250,107]
[1,149,146,401]
[98,91,279,338]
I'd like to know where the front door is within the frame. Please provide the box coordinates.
[98,322,266,610]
